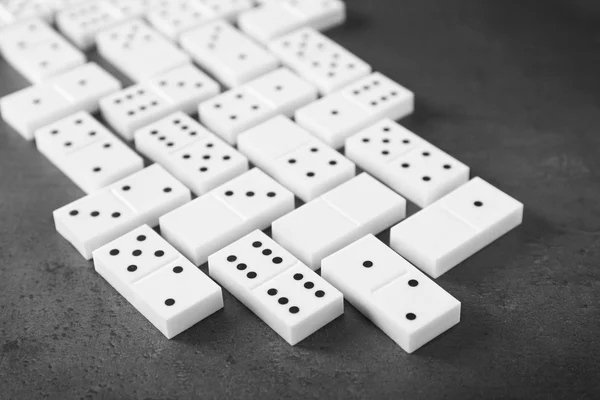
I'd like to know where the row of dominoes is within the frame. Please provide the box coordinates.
[0,1,525,352]
[49,156,521,351]
[0,0,346,77]
[1,60,416,203]
[51,0,345,50]
[1,2,353,89]
[0,15,410,146]
[0,0,320,33]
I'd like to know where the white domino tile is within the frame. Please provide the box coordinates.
[0,18,85,83]
[93,225,223,339]
[269,27,371,94]
[196,0,253,21]
[272,173,407,269]
[321,234,461,353]
[345,119,470,207]
[0,11,8,26]
[160,168,294,266]
[134,112,249,196]
[146,0,216,40]
[97,19,191,82]
[0,0,58,23]
[35,111,143,193]
[56,0,128,50]
[54,164,191,259]
[147,0,253,39]
[238,115,355,202]
[390,177,524,278]
[0,62,122,140]
[100,63,219,140]
[104,0,148,18]
[0,17,57,54]
[198,67,317,144]
[295,72,414,149]
[104,0,166,18]
[209,229,343,345]
[179,19,279,88]
[238,0,345,44]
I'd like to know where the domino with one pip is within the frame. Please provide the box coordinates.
[390,177,524,278]
[209,229,343,345]
[322,234,460,353]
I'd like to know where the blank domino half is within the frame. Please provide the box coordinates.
[272,173,406,270]
[390,177,524,278]
[238,115,355,202]
[209,229,343,345]
[160,168,295,266]
[94,225,223,339]
[322,234,460,353]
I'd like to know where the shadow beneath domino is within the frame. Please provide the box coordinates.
[286,314,351,352]
[340,8,371,32]
[168,306,228,346]
[399,97,471,133]
[407,300,491,361]
[440,208,550,289]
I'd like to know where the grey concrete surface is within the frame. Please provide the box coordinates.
[0,0,599,398]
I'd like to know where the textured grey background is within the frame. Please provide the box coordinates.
[1,0,599,399]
